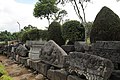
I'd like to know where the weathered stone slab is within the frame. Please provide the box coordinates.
[92,41,120,50]
[29,53,40,60]
[66,52,114,80]
[109,70,120,80]
[74,41,85,52]
[47,69,55,80]
[61,45,75,54]
[67,75,85,80]
[90,41,120,64]
[54,70,68,80]
[16,44,28,57]
[37,62,51,76]
[19,57,29,67]
[29,60,40,71]
[26,40,46,47]
[47,69,68,80]
[39,40,68,68]
[29,45,43,60]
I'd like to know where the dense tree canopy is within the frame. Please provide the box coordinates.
[62,20,85,44]
[0,30,13,41]
[48,21,65,46]
[33,0,59,24]
[90,6,120,43]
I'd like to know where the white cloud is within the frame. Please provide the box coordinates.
[0,0,48,32]
[0,0,120,32]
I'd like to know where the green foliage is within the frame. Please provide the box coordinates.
[0,30,13,41]
[33,0,59,24]
[90,6,120,43]
[0,63,13,80]
[21,25,37,31]
[0,63,7,76]
[0,75,13,80]
[48,21,65,46]
[62,20,85,44]
[39,30,48,40]
[53,10,67,23]
[21,29,40,42]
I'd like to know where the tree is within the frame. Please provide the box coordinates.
[57,0,91,43]
[21,24,37,31]
[21,29,40,42]
[90,6,120,43]
[33,0,59,24]
[18,25,38,41]
[0,30,13,41]
[62,20,85,44]
[48,21,65,46]
[39,30,48,40]
[53,10,67,23]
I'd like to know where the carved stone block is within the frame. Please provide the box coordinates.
[39,40,68,68]
[61,45,75,54]
[66,52,114,80]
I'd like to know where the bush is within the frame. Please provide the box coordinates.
[0,63,13,80]
[0,75,13,80]
[21,29,41,42]
[48,21,65,46]
[90,6,120,43]
[62,20,85,44]
[0,63,7,76]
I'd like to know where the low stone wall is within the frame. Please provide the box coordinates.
[66,52,113,80]
[3,40,115,80]
[89,41,120,69]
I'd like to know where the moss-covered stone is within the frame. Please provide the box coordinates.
[90,6,120,43]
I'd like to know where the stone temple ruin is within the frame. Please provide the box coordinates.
[2,40,120,80]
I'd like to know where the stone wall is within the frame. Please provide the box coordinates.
[66,52,113,80]
[89,41,120,69]
[3,40,116,80]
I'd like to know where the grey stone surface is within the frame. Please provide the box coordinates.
[26,40,46,47]
[16,44,28,57]
[61,45,75,54]
[67,75,85,80]
[92,41,120,50]
[39,40,68,68]
[47,69,55,80]
[54,69,68,80]
[66,52,114,80]
[74,41,85,52]
[90,41,120,64]
[28,60,40,71]
[19,57,29,67]
[47,69,68,80]
[29,53,40,60]
[109,70,120,80]
[29,45,43,60]
[36,62,51,76]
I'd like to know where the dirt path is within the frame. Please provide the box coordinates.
[0,55,43,80]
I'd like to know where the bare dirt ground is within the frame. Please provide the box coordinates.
[0,54,44,80]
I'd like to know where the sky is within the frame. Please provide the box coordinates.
[0,0,120,32]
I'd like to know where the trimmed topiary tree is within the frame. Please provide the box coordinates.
[48,21,65,46]
[62,20,85,44]
[90,6,120,43]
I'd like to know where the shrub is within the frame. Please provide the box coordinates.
[0,75,13,80]
[90,6,120,43]
[0,63,13,80]
[62,20,85,44]
[48,21,65,46]
[0,63,7,76]
[21,29,40,42]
